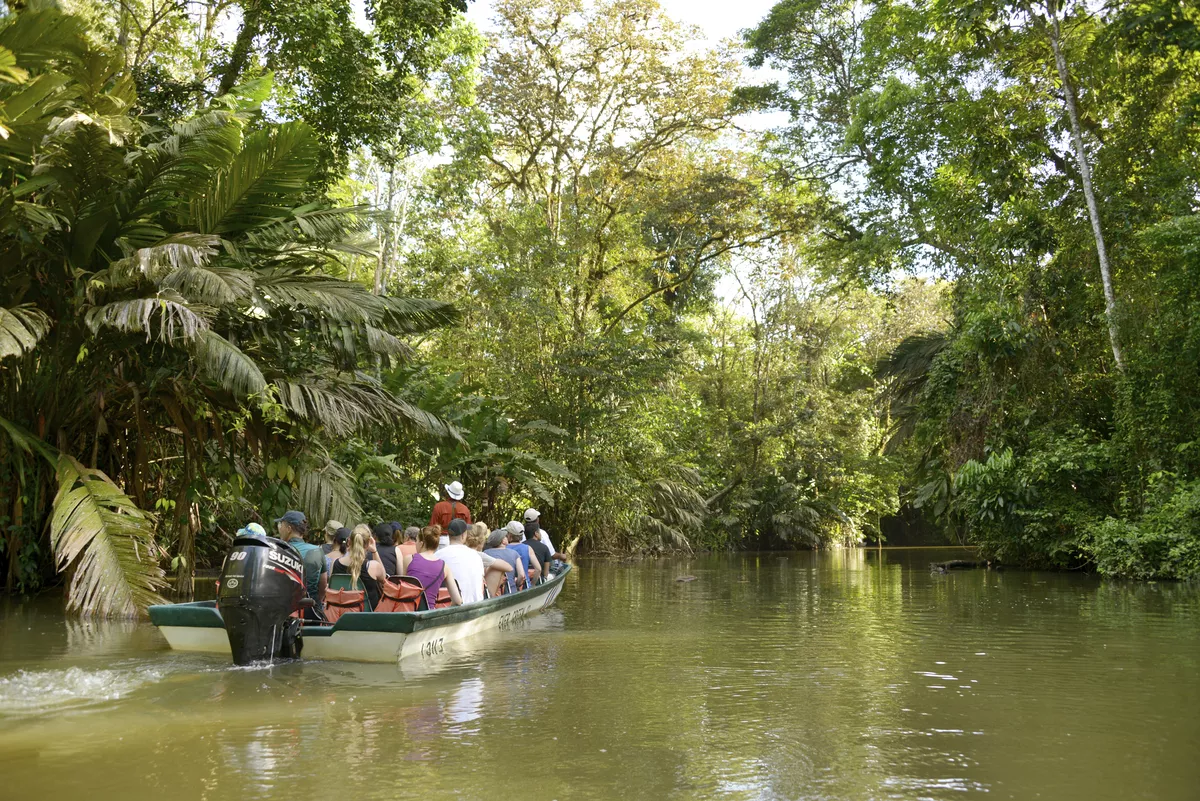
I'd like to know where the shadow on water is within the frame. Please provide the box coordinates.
[1,549,1198,800]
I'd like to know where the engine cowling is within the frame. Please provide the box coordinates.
[218,532,307,665]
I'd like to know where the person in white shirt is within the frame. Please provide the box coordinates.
[437,519,485,604]
[523,508,568,565]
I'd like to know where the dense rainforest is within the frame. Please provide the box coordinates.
[0,0,1197,614]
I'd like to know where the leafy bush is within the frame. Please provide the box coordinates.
[1088,481,1200,580]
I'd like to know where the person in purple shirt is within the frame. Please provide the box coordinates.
[401,526,463,608]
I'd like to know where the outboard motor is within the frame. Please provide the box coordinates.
[218,531,308,665]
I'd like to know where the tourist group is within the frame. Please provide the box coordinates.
[234,481,569,622]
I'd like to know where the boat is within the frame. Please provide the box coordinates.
[149,531,571,664]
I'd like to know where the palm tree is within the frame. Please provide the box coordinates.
[0,7,457,613]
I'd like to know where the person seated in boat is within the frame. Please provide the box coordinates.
[522,509,558,556]
[326,526,351,572]
[485,529,525,594]
[466,525,514,597]
[524,509,569,570]
[374,522,401,577]
[429,481,471,549]
[321,519,343,556]
[399,526,420,559]
[330,525,386,610]
[504,520,542,587]
[274,510,327,621]
[437,519,486,604]
[523,519,558,580]
[401,525,464,608]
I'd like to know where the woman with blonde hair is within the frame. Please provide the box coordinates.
[331,524,386,610]
[465,525,513,598]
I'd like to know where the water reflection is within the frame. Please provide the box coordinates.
[1,551,1199,800]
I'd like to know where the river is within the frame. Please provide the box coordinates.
[0,548,1197,800]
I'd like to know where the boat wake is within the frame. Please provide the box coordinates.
[0,665,165,715]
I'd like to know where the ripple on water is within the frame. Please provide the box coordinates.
[0,665,163,715]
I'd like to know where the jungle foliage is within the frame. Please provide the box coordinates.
[747,0,1200,577]
[3,0,1198,615]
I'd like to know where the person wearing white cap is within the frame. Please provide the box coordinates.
[429,480,472,549]
[522,508,558,559]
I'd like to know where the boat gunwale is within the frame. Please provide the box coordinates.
[149,564,571,636]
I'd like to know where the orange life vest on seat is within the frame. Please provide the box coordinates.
[323,588,365,623]
[375,579,424,613]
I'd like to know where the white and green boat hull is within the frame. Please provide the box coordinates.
[149,565,570,663]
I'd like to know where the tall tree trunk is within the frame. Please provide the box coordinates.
[1046,4,1125,373]
[374,167,395,295]
[5,489,21,594]
[173,454,196,598]
[217,1,263,97]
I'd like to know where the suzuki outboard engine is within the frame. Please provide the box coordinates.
[218,531,307,665]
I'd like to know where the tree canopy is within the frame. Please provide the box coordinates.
[3,0,1200,614]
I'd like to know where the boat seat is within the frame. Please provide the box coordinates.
[328,573,378,610]
[328,574,356,591]
[323,588,365,623]
[375,578,424,613]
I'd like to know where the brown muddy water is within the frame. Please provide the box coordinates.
[0,548,1198,800]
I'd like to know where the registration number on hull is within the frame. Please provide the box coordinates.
[497,608,528,632]
[419,637,445,657]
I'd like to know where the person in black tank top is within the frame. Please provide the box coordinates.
[331,525,386,609]
[374,522,400,576]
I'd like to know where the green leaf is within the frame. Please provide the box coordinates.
[50,455,166,617]
[0,304,51,359]
[189,122,320,235]
[85,292,212,343]
[190,330,267,397]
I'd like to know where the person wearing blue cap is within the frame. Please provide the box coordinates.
[275,510,327,620]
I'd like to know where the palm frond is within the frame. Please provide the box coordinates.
[365,325,414,359]
[191,330,267,396]
[274,375,459,440]
[532,457,579,482]
[50,454,166,617]
[189,122,319,235]
[274,378,380,437]
[0,8,87,71]
[0,412,56,463]
[378,296,459,334]
[296,457,363,528]
[0,44,28,85]
[255,272,381,322]
[876,331,949,384]
[638,464,708,551]
[85,291,212,342]
[103,233,221,288]
[0,303,52,359]
[126,110,244,223]
[390,393,461,441]
[877,331,949,453]
[160,263,255,306]
[243,205,375,253]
